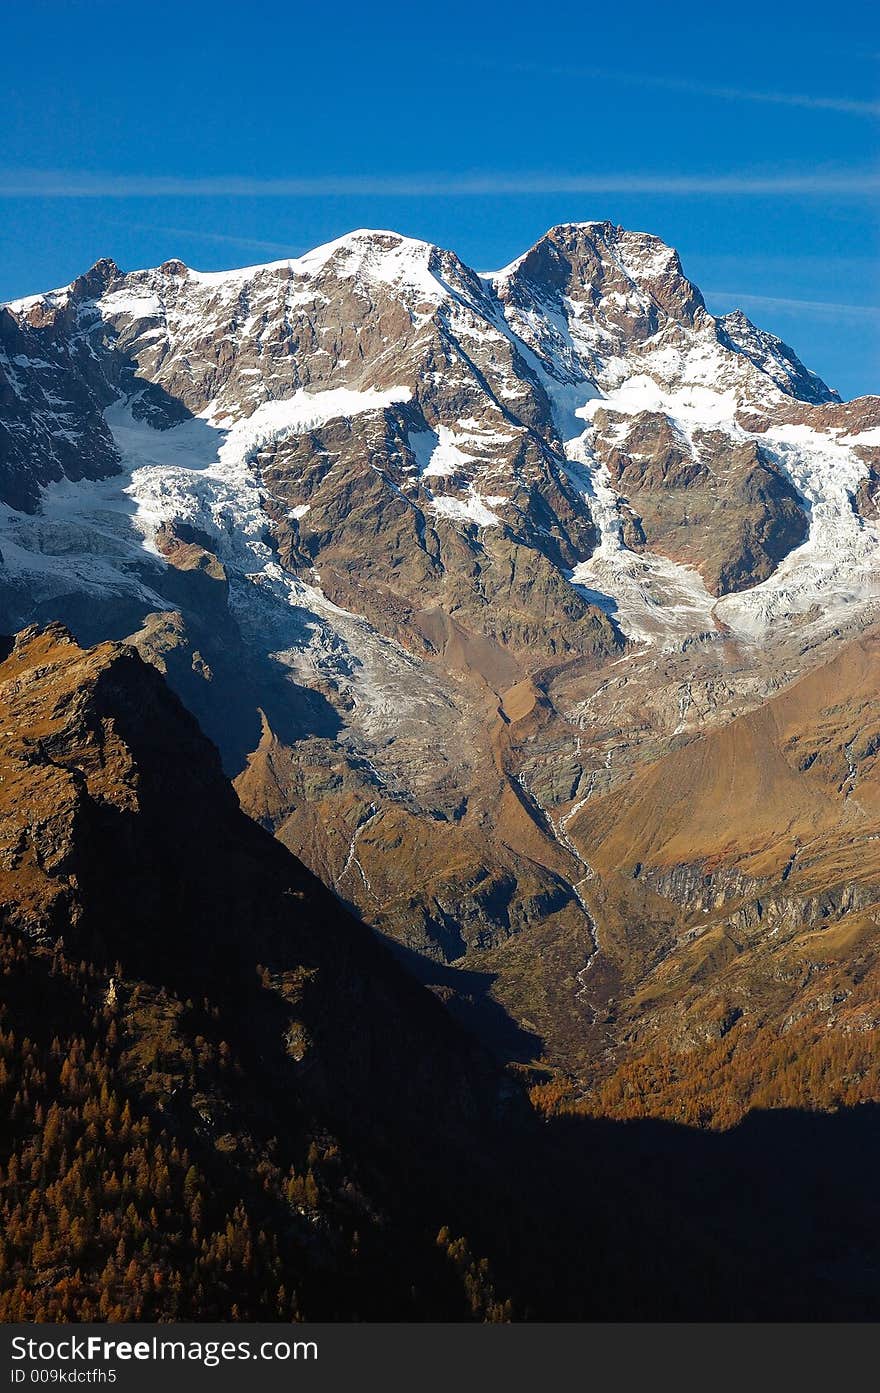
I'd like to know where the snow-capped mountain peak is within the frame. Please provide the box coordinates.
[1,219,879,996]
[0,222,875,665]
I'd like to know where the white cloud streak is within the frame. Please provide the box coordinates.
[456,58,880,118]
[1,169,878,198]
[686,84,880,117]
[108,220,303,254]
[706,290,880,318]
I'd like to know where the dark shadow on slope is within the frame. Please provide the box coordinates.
[533,1101,880,1321]
[22,574,344,777]
[31,590,156,647]
[36,765,880,1322]
[380,936,543,1066]
[136,602,344,777]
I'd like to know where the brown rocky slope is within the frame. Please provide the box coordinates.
[7,625,880,1319]
[500,625,880,1115]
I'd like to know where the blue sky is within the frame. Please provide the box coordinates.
[2,0,877,398]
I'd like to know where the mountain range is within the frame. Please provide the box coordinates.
[2,221,880,1317]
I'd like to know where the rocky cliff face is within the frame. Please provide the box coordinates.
[2,223,880,1098]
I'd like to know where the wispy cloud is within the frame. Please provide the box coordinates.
[688,252,876,276]
[108,220,303,255]
[455,57,880,118]
[677,82,880,117]
[705,290,880,318]
[2,169,878,198]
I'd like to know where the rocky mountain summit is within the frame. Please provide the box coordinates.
[2,222,880,1098]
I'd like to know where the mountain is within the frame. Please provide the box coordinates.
[0,622,528,1319]
[8,624,880,1322]
[503,624,880,1104]
[2,220,880,1112]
